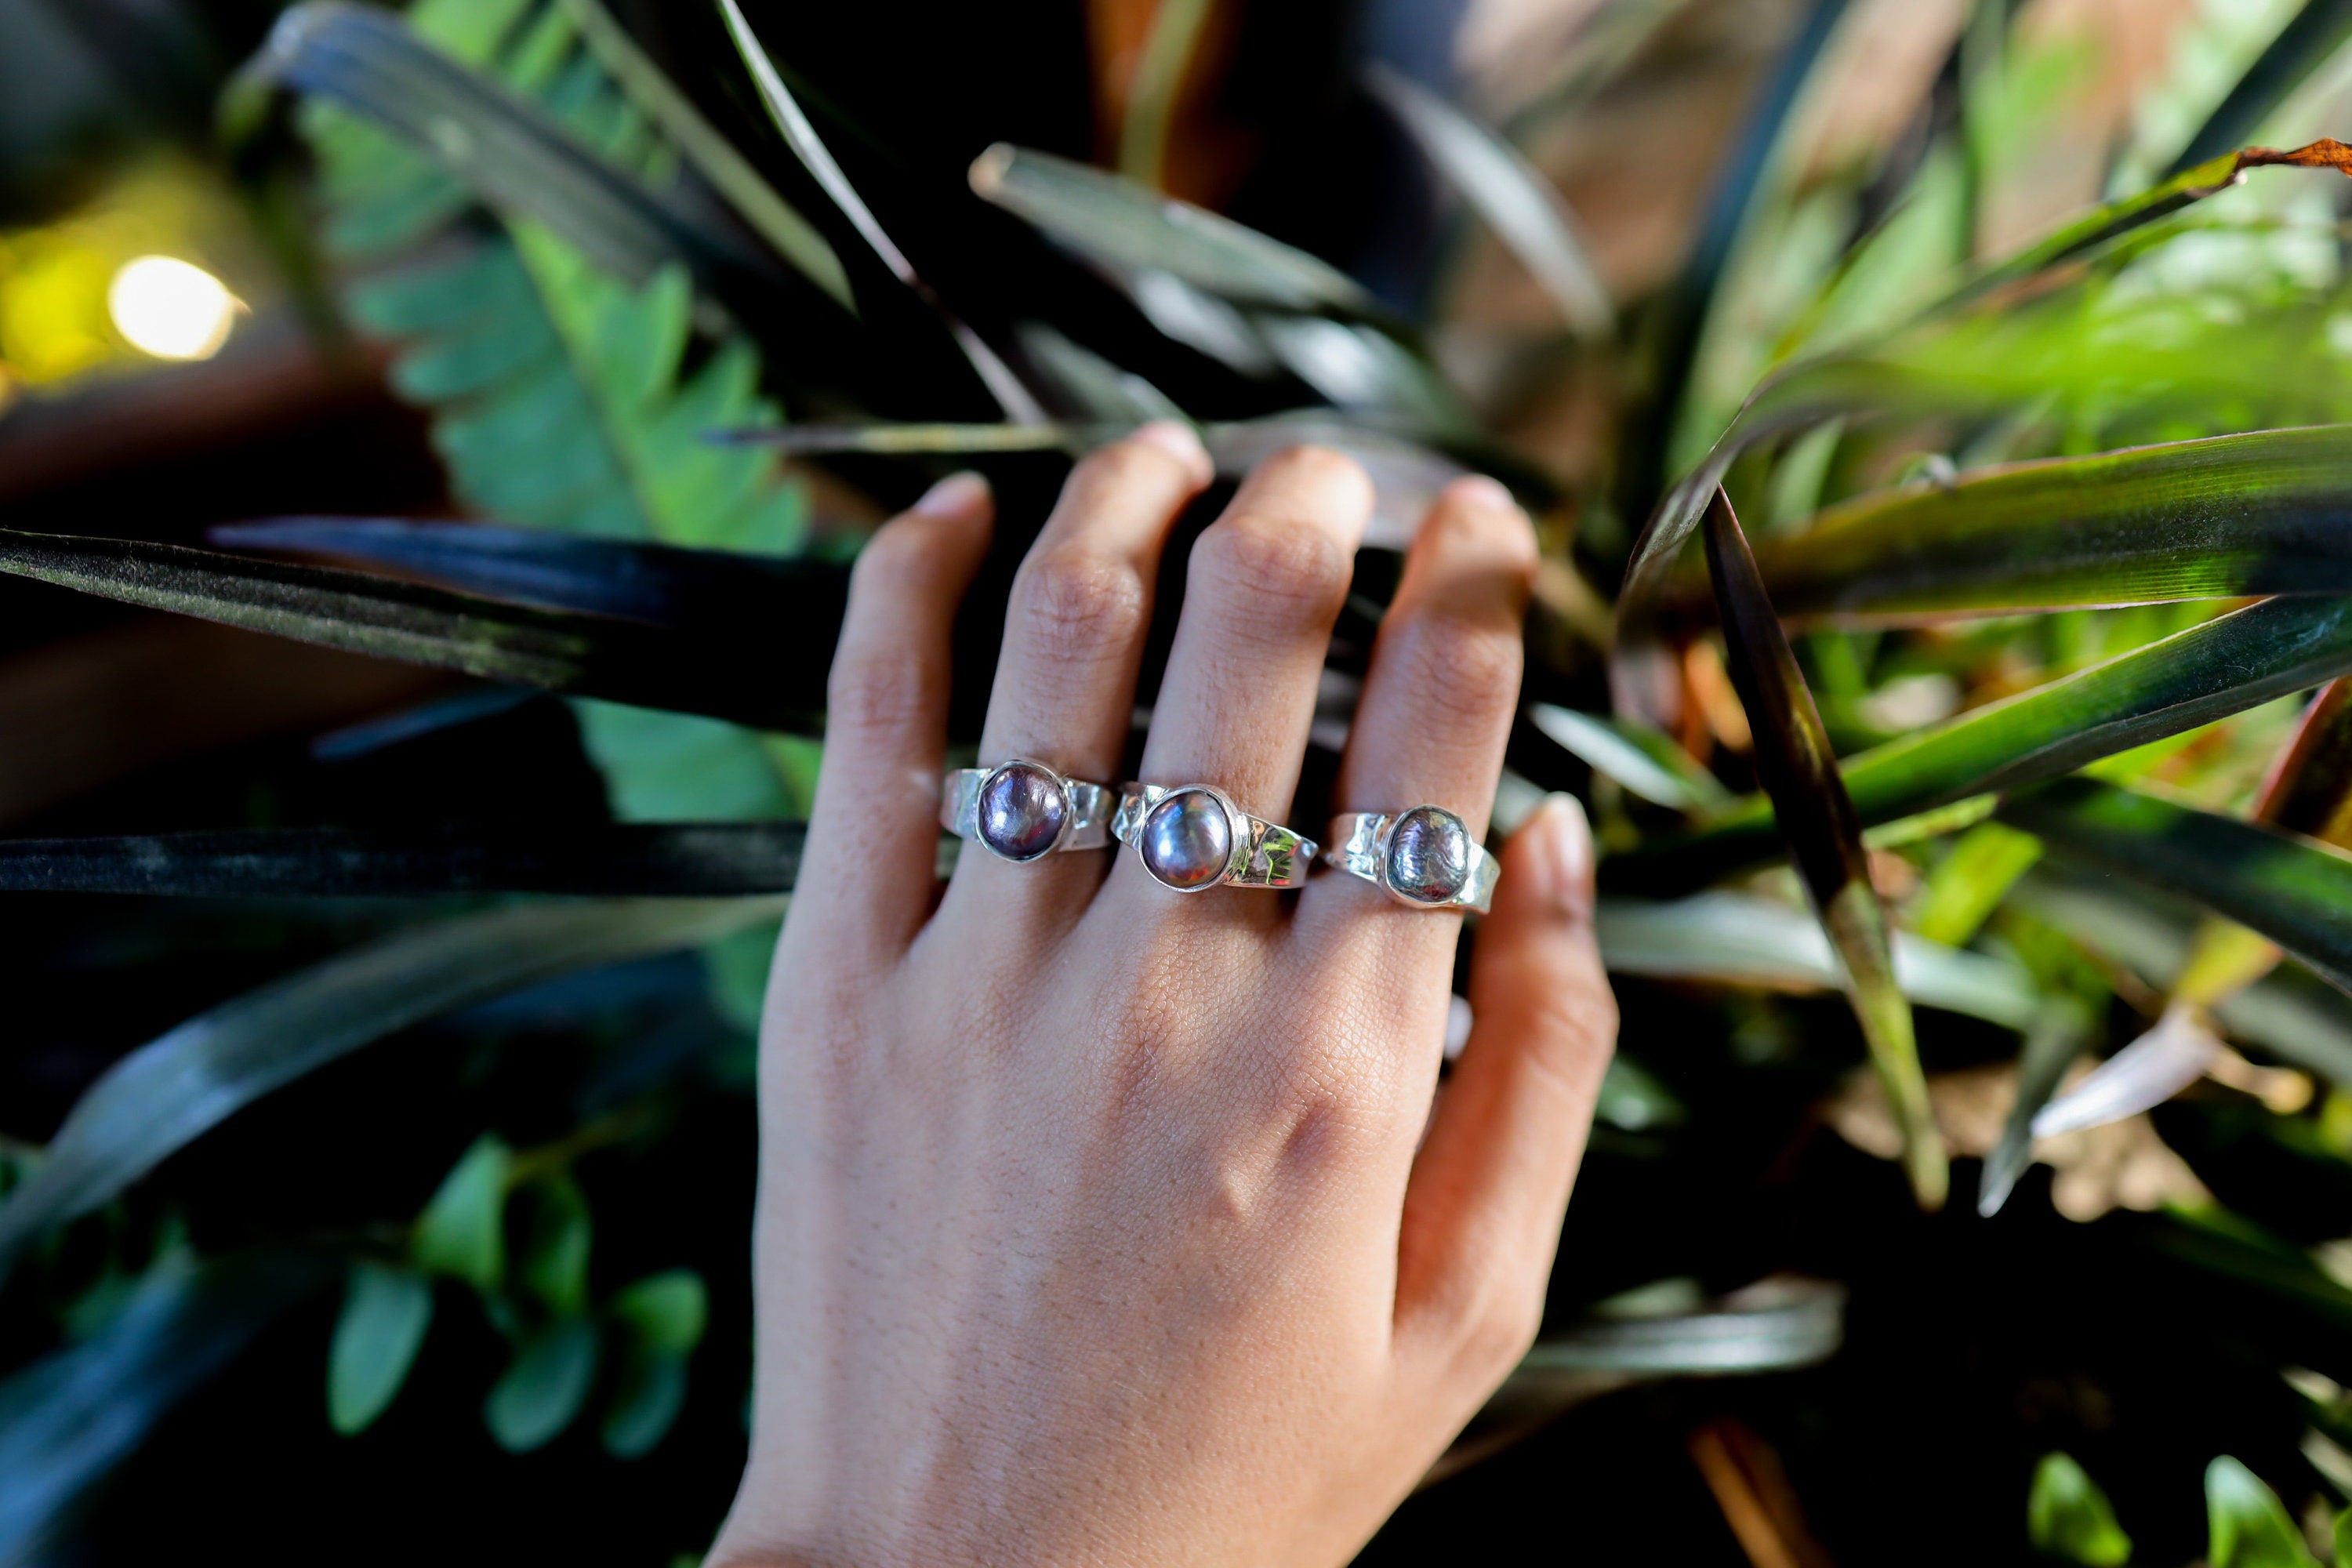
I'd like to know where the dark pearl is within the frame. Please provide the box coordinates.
[1386,806,1471,904]
[1140,789,1232,890]
[976,762,1069,862]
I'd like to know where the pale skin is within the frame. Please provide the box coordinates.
[713,423,1618,1568]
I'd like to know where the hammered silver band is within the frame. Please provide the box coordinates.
[940,760,1114,862]
[1323,807,1499,913]
[1112,782,1317,891]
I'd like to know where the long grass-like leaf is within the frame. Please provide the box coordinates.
[1615,141,2352,717]
[1701,488,1944,1207]
[1364,63,1613,338]
[1998,778,2352,998]
[0,1252,328,1563]
[0,897,783,1280]
[246,5,782,301]
[1977,1004,2092,1217]
[968,143,1376,314]
[0,530,825,731]
[1595,893,2042,1027]
[0,823,802,898]
[713,0,1043,421]
[1117,0,1213,188]
[2170,2,2352,176]
[209,516,844,626]
[2031,1002,2223,1138]
[1733,426,2352,624]
[1615,596,2352,891]
[550,0,850,304]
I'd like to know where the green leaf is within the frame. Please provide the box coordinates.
[608,1269,708,1356]
[1515,1276,1843,1376]
[713,0,1040,421]
[600,1348,687,1459]
[247,5,784,303]
[967,143,1374,314]
[1594,894,2042,1029]
[2207,1454,2321,1567]
[1617,597,2352,892]
[1529,704,1728,811]
[1363,63,1611,338]
[2170,1,2352,173]
[0,529,822,731]
[328,1261,435,1435]
[484,1316,601,1453]
[0,1253,325,1563]
[1735,425,2352,625]
[0,822,803,898]
[212,515,844,627]
[550,0,848,303]
[413,1136,512,1294]
[1909,822,2042,948]
[1700,488,1944,1208]
[1977,1004,2092,1218]
[0,897,783,1282]
[519,1178,593,1316]
[2026,1451,2133,1566]
[1999,778,2352,1000]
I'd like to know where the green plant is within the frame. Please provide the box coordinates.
[16,0,2352,1559]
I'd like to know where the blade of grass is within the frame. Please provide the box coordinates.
[209,516,844,626]
[1118,0,1214,189]
[1998,778,2352,999]
[2169,0,2352,176]
[0,1252,328,1562]
[967,142,1376,314]
[1595,892,2042,1028]
[1364,62,1613,338]
[1613,596,2352,891]
[1701,488,1946,1207]
[1616,141,2352,717]
[0,530,826,731]
[1977,1003,2092,1217]
[1530,704,1730,811]
[0,823,803,898]
[1735,425,2352,625]
[550,0,850,305]
[713,0,1044,421]
[241,5,782,301]
[0,897,784,1282]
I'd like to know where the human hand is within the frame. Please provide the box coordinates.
[714,425,1617,1568]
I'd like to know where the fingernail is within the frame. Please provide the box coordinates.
[1448,474,1518,513]
[1130,419,1214,486]
[1544,793,1593,916]
[913,470,991,519]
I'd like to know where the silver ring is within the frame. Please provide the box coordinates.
[1112,782,1317,891]
[1321,807,1498,913]
[940,760,1115,862]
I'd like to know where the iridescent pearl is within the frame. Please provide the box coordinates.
[1139,789,1233,890]
[1385,806,1471,904]
[976,762,1069,862]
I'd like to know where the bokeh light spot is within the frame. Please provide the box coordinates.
[107,256,237,361]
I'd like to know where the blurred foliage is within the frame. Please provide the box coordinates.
[21,0,2352,1562]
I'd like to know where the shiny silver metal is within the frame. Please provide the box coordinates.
[1111,782,1317,892]
[940,760,1114,862]
[1322,806,1499,913]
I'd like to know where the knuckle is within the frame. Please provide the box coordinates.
[1193,513,1352,626]
[1383,613,1523,728]
[1439,1269,1547,1379]
[1014,549,1149,666]
[826,647,934,741]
